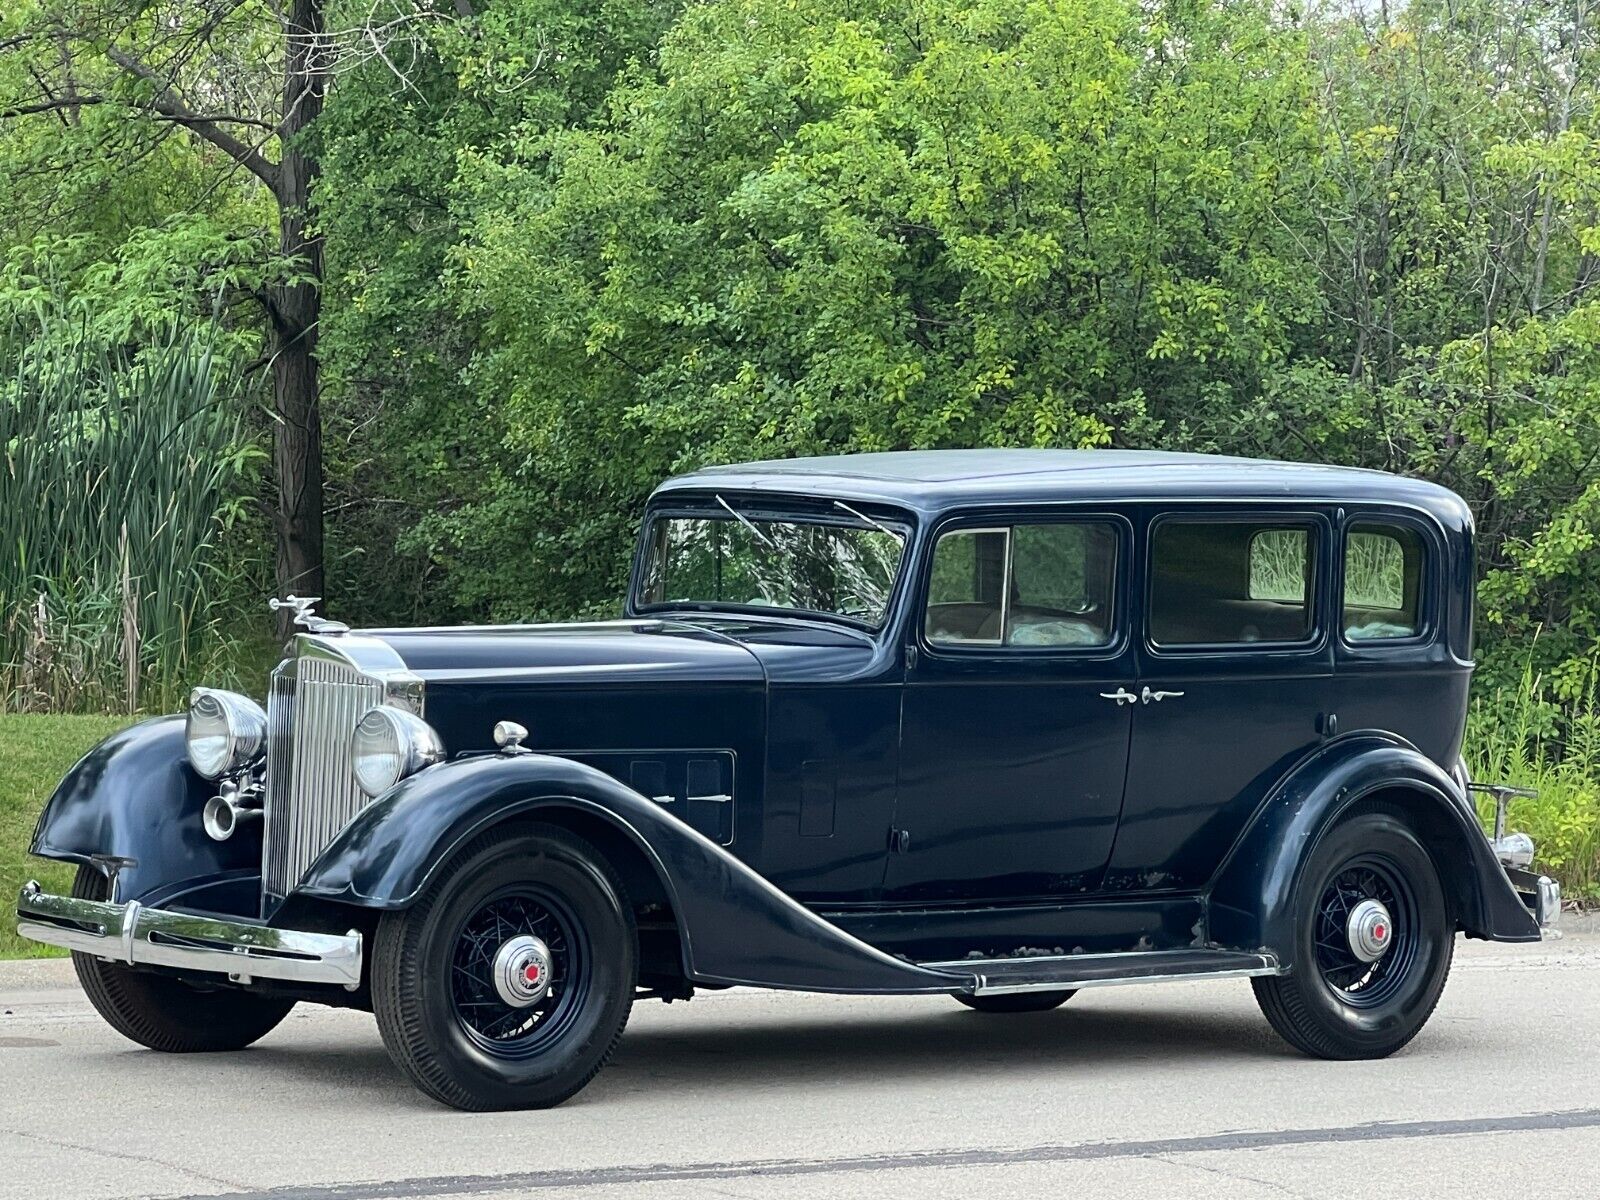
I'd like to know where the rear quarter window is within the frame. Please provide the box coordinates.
[1344,523,1426,641]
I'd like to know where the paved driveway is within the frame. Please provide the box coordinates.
[1,928,1596,1199]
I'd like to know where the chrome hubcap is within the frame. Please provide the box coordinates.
[492,934,553,1007]
[1346,898,1394,963]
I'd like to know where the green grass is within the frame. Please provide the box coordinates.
[1,714,133,957]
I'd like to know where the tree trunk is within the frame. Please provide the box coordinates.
[271,0,327,617]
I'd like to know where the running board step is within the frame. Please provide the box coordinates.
[920,949,1280,995]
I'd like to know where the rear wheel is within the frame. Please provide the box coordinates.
[372,824,636,1111]
[69,866,295,1052]
[1253,812,1453,1059]
[955,989,1076,1013]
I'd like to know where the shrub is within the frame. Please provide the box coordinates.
[1467,643,1600,902]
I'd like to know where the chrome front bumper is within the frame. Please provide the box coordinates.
[16,881,363,989]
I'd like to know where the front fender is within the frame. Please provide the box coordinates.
[27,717,260,910]
[1207,732,1539,961]
[294,754,962,994]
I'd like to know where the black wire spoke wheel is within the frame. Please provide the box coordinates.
[1252,811,1453,1061]
[1312,858,1417,1008]
[449,888,589,1057]
[373,824,636,1111]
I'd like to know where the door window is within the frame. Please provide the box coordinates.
[1149,520,1317,646]
[925,522,1118,648]
[1344,523,1425,641]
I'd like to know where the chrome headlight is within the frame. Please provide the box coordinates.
[186,688,268,780]
[351,705,444,798]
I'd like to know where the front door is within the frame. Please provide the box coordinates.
[887,513,1136,903]
[1106,509,1336,894]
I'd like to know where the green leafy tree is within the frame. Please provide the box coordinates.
[440,0,1322,617]
[312,0,679,621]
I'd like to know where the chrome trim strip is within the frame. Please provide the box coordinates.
[16,882,362,989]
[922,951,1282,995]
[357,619,669,636]
[975,963,1280,995]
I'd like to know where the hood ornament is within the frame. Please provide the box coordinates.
[269,594,350,636]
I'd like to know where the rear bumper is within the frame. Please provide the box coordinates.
[1503,866,1562,933]
[15,881,363,989]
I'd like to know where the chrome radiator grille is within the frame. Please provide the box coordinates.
[261,653,387,907]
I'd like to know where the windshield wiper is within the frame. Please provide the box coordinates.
[832,499,896,537]
[714,494,779,550]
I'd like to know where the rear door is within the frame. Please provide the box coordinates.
[887,511,1136,903]
[1107,507,1336,893]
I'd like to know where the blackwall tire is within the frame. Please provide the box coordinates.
[372,823,636,1111]
[954,989,1076,1013]
[69,866,295,1053]
[1252,812,1453,1060]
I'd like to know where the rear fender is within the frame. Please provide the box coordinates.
[294,753,962,994]
[27,717,260,911]
[1207,732,1539,963]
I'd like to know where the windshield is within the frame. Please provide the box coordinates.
[637,509,907,628]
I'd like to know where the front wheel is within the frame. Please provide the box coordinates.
[70,866,295,1052]
[372,824,636,1110]
[1253,812,1453,1060]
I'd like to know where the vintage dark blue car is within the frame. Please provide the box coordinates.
[17,450,1560,1109]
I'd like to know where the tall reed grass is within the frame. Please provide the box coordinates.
[1467,647,1600,901]
[0,319,258,713]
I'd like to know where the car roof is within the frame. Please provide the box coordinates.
[652,450,1469,525]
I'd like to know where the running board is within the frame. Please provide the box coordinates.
[920,949,1281,995]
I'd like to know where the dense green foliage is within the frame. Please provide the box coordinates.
[0,316,261,712]
[1,0,1598,890]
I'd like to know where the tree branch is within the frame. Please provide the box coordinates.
[0,95,104,119]
[105,46,282,196]
[152,111,280,133]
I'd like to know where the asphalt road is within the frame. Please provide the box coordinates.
[2,927,1597,1200]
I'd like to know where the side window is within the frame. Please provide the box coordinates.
[925,529,1008,644]
[1009,524,1117,646]
[1344,523,1426,641]
[1150,520,1317,646]
[925,523,1117,648]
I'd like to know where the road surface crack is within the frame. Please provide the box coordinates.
[1152,1152,1320,1198]
[0,1125,251,1192]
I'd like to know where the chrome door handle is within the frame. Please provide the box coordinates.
[1099,688,1138,707]
[1141,687,1184,704]
[688,793,733,805]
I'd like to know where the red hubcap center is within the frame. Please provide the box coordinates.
[1373,923,1387,941]
[524,963,542,984]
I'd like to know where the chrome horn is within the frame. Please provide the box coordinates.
[202,777,263,842]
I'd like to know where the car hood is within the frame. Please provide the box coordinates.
[363,620,765,686]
